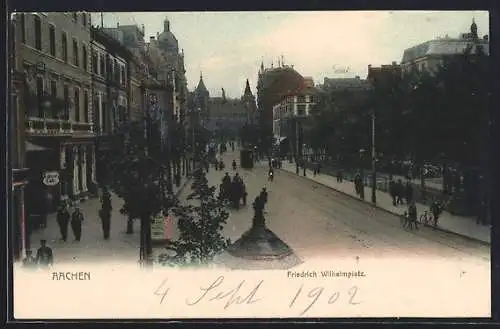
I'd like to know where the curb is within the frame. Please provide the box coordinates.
[279,168,490,246]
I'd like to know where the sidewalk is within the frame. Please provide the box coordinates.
[24,175,192,265]
[280,162,490,245]
[304,160,443,191]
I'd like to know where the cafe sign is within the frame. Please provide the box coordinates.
[42,171,60,186]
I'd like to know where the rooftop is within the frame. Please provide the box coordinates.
[401,38,489,64]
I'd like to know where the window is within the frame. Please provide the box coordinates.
[83,91,89,122]
[61,32,68,62]
[34,15,42,50]
[20,14,26,43]
[74,88,80,121]
[114,59,119,81]
[297,104,306,117]
[49,25,56,56]
[36,77,44,117]
[82,45,88,71]
[101,101,107,133]
[93,95,100,132]
[63,85,69,120]
[92,51,98,74]
[50,80,57,118]
[296,95,305,104]
[308,95,314,103]
[100,54,105,76]
[120,66,125,85]
[72,39,79,66]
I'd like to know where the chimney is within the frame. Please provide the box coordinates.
[392,61,397,65]
[142,24,145,34]
[484,35,489,41]
[150,36,155,42]
[156,32,159,39]
[368,64,372,68]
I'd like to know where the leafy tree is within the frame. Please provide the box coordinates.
[105,118,175,263]
[159,167,231,266]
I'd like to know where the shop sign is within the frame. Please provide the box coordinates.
[42,171,60,186]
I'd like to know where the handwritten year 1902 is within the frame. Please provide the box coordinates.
[289,284,362,316]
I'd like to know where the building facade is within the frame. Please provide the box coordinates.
[272,79,318,157]
[256,61,305,151]
[91,26,133,186]
[13,12,97,254]
[401,19,489,74]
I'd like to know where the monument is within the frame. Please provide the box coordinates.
[226,196,297,261]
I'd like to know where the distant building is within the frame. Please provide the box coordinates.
[272,77,319,156]
[257,61,305,147]
[401,19,489,74]
[317,75,371,114]
[367,62,402,89]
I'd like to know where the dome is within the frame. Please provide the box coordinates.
[157,18,179,54]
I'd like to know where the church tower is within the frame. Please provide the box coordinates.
[241,78,257,124]
[195,72,210,119]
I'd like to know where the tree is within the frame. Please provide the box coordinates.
[105,117,175,263]
[159,167,231,266]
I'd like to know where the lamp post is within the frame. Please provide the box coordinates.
[371,110,377,204]
[359,148,365,200]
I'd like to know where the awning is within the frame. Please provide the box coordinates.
[25,141,48,152]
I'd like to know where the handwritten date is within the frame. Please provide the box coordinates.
[289,284,361,316]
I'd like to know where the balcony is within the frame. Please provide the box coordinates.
[25,117,94,137]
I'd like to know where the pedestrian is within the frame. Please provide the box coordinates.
[101,187,112,211]
[36,239,53,268]
[99,207,111,240]
[395,179,404,205]
[430,199,442,226]
[22,250,37,269]
[232,159,237,171]
[407,202,418,230]
[389,179,397,206]
[56,201,70,242]
[405,181,414,204]
[354,173,361,196]
[71,207,84,242]
[259,187,268,208]
[337,170,343,183]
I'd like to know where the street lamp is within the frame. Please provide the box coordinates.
[359,148,366,200]
[371,110,377,204]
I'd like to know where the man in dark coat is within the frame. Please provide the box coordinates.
[389,180,397,206]
[56,202,70,242]
[99,207,111,240]
[405,181,414,204]
[71,207,84,242]
[395,179,404,205]
[36,239,53,268]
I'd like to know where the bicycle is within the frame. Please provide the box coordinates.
[401,211,419,230]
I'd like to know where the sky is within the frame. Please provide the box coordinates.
[92,11,489,99]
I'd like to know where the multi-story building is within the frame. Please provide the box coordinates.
[206,88,247,139]
[256,61,305,150]
[10,14,30,260]
[20,12,96,209]
[272,77,318,158]
[12,12,96,254]
[401,19,489,74]
[91,26,133,186]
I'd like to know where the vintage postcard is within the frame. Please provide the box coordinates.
[10,11,490,319]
